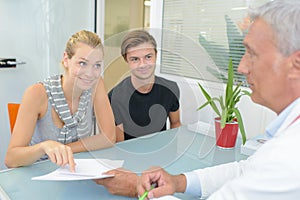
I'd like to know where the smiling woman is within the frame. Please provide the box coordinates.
[63,41,103,91]
[5,30,116,171]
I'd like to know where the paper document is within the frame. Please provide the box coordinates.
[32,159,124,181]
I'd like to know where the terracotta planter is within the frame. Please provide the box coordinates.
[214,117,239,149]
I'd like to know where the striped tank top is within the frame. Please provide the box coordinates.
[30,75,95,159]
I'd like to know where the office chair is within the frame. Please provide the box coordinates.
[7,103,20,134]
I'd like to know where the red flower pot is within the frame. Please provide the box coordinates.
[214,117,239,148]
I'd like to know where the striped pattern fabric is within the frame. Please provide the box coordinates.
[42,75,92,144]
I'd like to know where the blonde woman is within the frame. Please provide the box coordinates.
[5,30,116,172]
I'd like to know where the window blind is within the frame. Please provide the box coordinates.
[160,0,270,85]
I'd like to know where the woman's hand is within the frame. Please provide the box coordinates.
[41,140,76,172]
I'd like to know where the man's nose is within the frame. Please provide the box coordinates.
[139,58,147,66]
[237,55,248,75]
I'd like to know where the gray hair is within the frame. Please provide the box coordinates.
[249,0,300,56]
[121,30,157,61]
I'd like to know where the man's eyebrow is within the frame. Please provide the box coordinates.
[243,43,252,51]
[243,41,249,48]
[128,56,138,59]
[244,43,258,57]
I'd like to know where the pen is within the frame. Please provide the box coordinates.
[139,182,157,200]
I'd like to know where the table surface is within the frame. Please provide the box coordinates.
[0,126,248,200]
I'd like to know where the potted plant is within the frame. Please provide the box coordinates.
[197,59,250,148]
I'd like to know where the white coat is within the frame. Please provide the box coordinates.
[194,100,300,200]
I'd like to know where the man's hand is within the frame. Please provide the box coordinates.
[137,167,186,199]
[94,168,139,197]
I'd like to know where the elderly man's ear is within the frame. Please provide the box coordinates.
[288,50,300,80]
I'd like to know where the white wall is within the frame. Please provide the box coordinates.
[0,0,95,170]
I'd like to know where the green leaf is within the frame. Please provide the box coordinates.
[210,97,222,117]
[198,83,211,100]
[242,90,251,96]
[197,83,221,117]
[225,59,234,106]
[220,108,227,128]
[196,101,211,111]
[233,107,246,144]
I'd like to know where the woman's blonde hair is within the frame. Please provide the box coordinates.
[64,30,103,59]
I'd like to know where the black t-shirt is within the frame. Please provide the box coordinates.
[108,76,180,140]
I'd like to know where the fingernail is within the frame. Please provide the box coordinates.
[148,191,153,199]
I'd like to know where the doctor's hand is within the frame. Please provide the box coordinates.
[40,140,76,172]
[94,168,139,197]
[137,167,186,199]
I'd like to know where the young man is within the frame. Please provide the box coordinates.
[137,0,300,199]
[108,30,181,141]
[93,30,181,197]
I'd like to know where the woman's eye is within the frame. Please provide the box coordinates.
[79,61,87,67]
[146,55,152,60]
[94,63,101,69]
